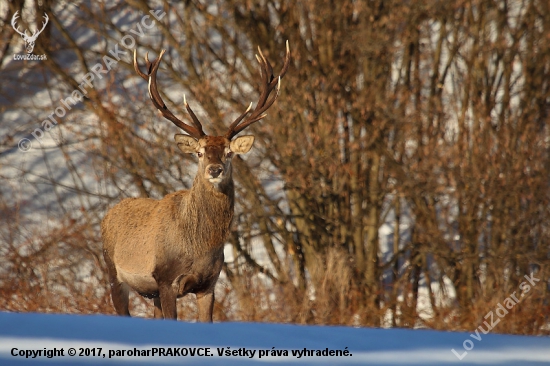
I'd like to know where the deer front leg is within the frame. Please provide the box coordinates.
[196,291,215,323]
[158,283,177,319]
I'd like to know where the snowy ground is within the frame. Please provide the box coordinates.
[0,312,549,365]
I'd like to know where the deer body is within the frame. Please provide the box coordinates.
[103,191,228,294]
[102,141,236,320]
[102,44,289,322]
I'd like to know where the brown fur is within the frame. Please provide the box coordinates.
[101,135,248,321]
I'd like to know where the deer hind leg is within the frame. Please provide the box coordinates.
[153,297,163,319]
[103,250,130,316]
[158,283,177,319]
[196,291,215,323]
[110,281,130,316]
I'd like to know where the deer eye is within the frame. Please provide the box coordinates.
[226,151,233,158]
[197,152,203,158]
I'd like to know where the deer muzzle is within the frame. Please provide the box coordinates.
[206,164,224,182]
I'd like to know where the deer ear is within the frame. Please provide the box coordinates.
[175,134,199,153]
[230,135,255,154]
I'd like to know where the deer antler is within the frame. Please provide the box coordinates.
[11,11,48,41]
[11,11,29,38]
[27,13,49,42]
[133,49,206,139]
[225,41,291,140]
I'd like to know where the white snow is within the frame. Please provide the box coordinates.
[0,312,548,365]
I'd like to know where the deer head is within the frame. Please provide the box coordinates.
[133,43,290,188]
[11,11,49,54]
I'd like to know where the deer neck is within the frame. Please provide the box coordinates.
[177,174,234,250]
[190,174,234,207]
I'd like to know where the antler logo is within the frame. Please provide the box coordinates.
[11,11,49,54]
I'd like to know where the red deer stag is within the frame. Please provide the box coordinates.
[101,43,290,322]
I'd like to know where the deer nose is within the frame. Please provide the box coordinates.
[208,165,223,178]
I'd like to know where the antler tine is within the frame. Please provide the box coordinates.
[225,41,290,139]
[36,13,48,36]
[133,49,148,80]
[11,11,28,38]
[229,76,280,132]
[27,12,49,41]
[134,49,205,138]
[253,49,274,112]
[182,94,206,133]
[225,102,253,136]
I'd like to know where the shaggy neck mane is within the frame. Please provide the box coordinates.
[178,174,235,250]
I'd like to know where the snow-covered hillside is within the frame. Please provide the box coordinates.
[0,312,548,365]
